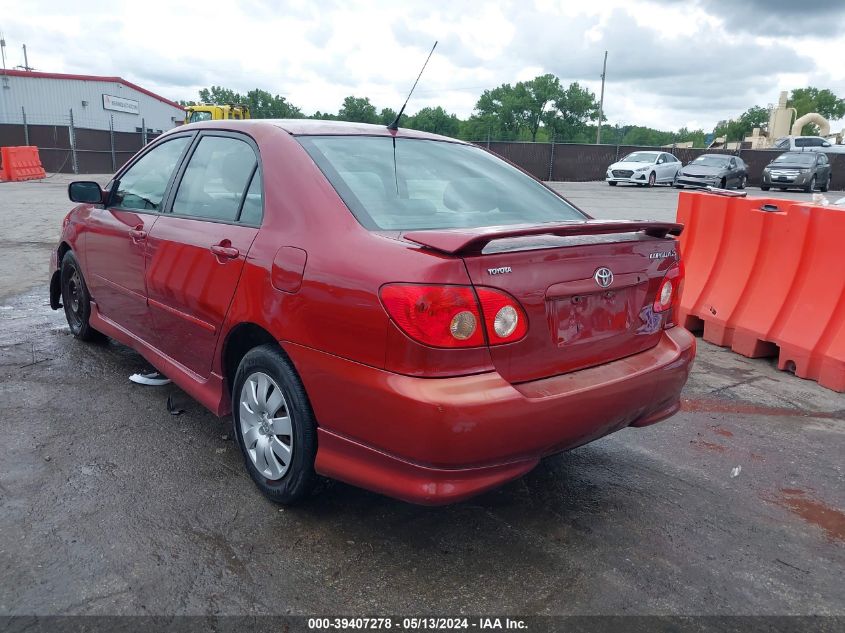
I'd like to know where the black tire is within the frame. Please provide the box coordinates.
[804,176,816,193]
[719,177,727,189]
[647,172,656,187]
[738,176,746,190]
[232,344,318,505]
[608,181,617,186]
[60,251,104,342]
[820,176,831,193]
[761,185,770,191]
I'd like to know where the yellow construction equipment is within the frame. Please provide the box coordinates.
[184,104,251,124]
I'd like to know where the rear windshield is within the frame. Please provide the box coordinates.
[297,136,586,230]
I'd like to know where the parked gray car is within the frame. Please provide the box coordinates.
[674,154,747,189]
[761,151,832,192]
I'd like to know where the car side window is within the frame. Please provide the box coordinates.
[774,138,788,149]
[112,137,190,211]
[171,135,258,222]
[238,169,263,226]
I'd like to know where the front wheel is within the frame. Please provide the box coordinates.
[60,251,103,341]
[820,176,831,192]
[719,177,727,189]
[647,172,656,187]
[804,176,816,193]
[738,175,746,189]
[608,181,617,186]
[233,344,318,505]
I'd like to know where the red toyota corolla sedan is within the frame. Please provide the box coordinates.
[50,119,695,505]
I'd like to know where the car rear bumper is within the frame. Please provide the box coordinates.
[286,327,696,505]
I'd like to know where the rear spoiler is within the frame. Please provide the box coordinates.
[403,220,683,255]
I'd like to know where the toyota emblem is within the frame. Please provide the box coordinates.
[594,267,614,288]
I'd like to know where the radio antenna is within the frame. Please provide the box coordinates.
[387,40,437,131]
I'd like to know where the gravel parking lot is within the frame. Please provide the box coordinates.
[1,177,843,618]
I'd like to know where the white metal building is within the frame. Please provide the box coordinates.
[0,70,184,133]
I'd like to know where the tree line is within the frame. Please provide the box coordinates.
[179,79,845,147]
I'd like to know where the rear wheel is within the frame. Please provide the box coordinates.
[804,176,816,193]
[608,181,617,186]
[761,185,770,191]
[232,344,318,505]
[60,251,103,342]
[647,172,656,187]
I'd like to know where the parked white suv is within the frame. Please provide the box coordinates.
[772,136,845,154]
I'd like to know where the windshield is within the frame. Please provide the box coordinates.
[692,155,730,167]
[621,152,657,163]
[298,136,586,230]
[188,111,213,123]
[773,153,815,166]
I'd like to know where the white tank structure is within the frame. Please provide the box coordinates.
[791,112,831,137]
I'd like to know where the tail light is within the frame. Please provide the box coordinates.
[475,287,528,343]
[654,261,685,327]
[380,284,527,348]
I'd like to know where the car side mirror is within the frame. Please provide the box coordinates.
[657,159,664,164]
[822,142,831,147]
[68,181,105,204]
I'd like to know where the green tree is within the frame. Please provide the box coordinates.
[338,96,378,124]
[473,84,525,140]
[245,89,302,119]
[513,74,562,142]
[788,87,845,134]
[379,107,398,126]
[713,105,769,142]
[405,106,460,137]
[544,82,600,142]
[198,85,244,104]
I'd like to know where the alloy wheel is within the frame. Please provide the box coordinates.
[239,371,293,480]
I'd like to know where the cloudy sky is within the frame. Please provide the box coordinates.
[2,0,845,132]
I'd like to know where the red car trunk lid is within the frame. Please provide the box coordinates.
[405,222,682,384]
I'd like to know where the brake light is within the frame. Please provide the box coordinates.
[476,287,528,344]
[654,261,685,327]
[380,284,485,348]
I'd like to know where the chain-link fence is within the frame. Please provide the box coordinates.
[0,106,163,174]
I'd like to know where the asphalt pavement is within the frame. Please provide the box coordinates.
[0,177,842,618]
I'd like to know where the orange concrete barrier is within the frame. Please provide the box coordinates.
[677,191,845,392]
[0,146,47,181]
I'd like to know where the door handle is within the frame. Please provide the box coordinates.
[129,228,147,241]
[210,244,240,259]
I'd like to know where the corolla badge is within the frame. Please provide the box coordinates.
[594,267,614,288]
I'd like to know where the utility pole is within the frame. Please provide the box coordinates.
[596,50,607,145]
[17,44,34,71]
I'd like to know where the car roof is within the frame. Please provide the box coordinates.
[178,118,467,143]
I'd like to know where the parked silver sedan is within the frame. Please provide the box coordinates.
[674,154,748,190]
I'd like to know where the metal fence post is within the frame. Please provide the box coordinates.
[22,106,29,146]
[109,115,116,172]
[548,137,555,182]
[142,118,147,147]
[68,108,79,175]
